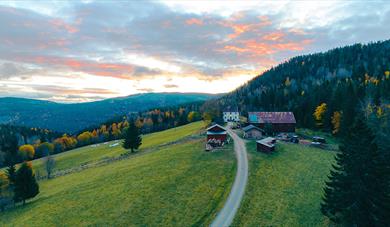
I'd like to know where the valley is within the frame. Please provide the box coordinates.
[1,3,389,225]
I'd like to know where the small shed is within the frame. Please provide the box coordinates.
[256,137,276,153]
[206,124,227,147]
[242,124,263,139]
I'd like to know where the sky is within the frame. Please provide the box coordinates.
[0,0,389,103]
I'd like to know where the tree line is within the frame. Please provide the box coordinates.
[0,101,205,169]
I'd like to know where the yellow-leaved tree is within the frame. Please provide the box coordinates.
[313,103,327,127]
[18,144,35,160]
[331,111,342,134]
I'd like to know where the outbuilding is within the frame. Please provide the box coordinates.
[256,137,276,153]
[206,124,227,147]
[242,124,264,139]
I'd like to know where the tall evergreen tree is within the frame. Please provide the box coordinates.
[321,115,389,225]
[122,121,142,153]
[13,162,39,205]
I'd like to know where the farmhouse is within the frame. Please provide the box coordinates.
[206,124,227,147]
[248,112,296,133]
[223,107,240,122]
[242,124,263,139]
[256,137,276,153]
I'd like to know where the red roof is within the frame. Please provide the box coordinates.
[248,112,296,124]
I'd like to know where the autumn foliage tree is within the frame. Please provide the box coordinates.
[313,103,327,128]
[18,145,35,160]
[331,111,342,134]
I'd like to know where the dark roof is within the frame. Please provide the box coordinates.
[248,112,296,124]
[242,124,263,132]
[206,124,226,132]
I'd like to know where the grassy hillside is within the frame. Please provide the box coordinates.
[233,141,335,226]
[32,121,205,175]
[0,93,216,132]
[0,122,235,226]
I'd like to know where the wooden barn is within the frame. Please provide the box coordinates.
[248,112,296,133]
[256,137,276,153]
[242,124,264,139]
[206,124,227,147]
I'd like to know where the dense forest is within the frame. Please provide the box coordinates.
[205,40,390,135]
[0,101,204,168]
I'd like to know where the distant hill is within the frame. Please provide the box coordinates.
[0,93,217,133]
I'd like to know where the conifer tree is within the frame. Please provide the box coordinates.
[122,121,142,153]
[321,115,389,225]
[13,162,39,205]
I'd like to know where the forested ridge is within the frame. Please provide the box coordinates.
[206,40,390,133]
[0,93,215,133]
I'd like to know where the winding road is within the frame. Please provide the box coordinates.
[211,126,249,227]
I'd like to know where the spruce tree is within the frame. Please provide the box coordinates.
[321,115,389,225]
[13,162,39,205]
[122,121,142,153]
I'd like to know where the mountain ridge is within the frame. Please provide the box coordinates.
[0,92,218,133]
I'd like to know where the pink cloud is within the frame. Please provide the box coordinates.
[262,32,285,41]
[185,18,203,25]
[221,39,313,56]
[50,19,79,33]
[16,55,134,79]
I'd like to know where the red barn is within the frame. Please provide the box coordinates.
[248,112,296,133]
[206,124,227,147]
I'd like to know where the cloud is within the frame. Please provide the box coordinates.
[164,84,178,88]
[185,18,203,25]
[0,1,389,101]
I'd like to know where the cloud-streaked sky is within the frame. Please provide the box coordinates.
[0,1,389,102]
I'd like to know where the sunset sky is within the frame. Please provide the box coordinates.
[0,1,389,102]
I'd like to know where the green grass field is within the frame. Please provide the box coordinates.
[233,141,335,226]
[0,122,236,226]
[31,121,205,175]
[296,128,339,145]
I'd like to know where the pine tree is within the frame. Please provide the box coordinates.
[122,121,142,153]
[6,165,16,186]
[13,162,39,205]
[321,115,389,225]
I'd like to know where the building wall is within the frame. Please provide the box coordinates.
[207,134,227,142]
[223,112,240,122]
[258,123,295,133]
[256,143,274,153]
[244,129,262,139]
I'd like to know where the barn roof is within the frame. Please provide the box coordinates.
[206,124,226,132]
[242,124,263,132]
[248,112,296,124]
